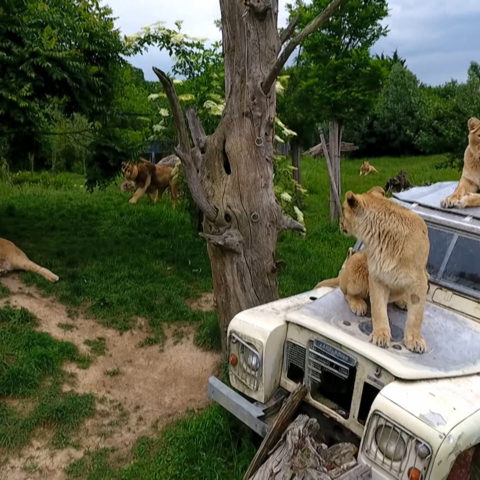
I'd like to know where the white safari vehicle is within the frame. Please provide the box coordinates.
[209,182,480,480]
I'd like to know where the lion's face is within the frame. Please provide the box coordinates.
[468,117,480,149]
[121,162,137,180]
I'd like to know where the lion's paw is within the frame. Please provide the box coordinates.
[441,195,460,208]
[129,198,137,204]
[394,300,408,310]
[370,329,391,348]
[349,298,368,316]
[404,335,426,354]
[457,194,472,208]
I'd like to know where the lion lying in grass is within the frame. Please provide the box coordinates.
[339,187,429,353]
[441,117,480,208]
[0,238,59,282]
[121,158,180,207]
[359,161,379,176]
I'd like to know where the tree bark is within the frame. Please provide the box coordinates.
[249,414,362,480]
[328,120,342,221]
[319,128,341,218]
[244,383,307,480]
[155,0,347,354]
[291,138,302,185]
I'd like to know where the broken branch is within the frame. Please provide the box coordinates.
[186,108,207,153]
[152,67,190,156]
[153,67,218,223]
[262,0,349,94]
[280,214,305,233]
[200,229,243,253]
[280,13,299,45]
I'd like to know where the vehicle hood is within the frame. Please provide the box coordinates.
[379,375,480,435]
[287,288,480,380]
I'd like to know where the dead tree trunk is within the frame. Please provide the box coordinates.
[291,138,302,185]
[154,0,348,354]
[328,120,343,221]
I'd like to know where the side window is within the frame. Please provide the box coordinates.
[443,236,480,292]
[427,227,454,277]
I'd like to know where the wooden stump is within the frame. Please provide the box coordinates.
[248,414,363,480]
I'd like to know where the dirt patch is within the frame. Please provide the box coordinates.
[0,275,220,480]
[186,291,216,312]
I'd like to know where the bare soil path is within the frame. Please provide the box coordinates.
[0,275,220,480]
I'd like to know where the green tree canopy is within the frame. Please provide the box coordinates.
[0,0,124,162]
[278,0,388,146]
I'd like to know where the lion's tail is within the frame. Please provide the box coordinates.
[314,277,339,289]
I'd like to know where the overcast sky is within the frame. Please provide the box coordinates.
[105,0,480,86]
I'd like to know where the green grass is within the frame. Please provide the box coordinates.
[0,283,9,299]
[84,337,107,356]
[0,307,94,449]
[0,173,216,343]
[65,405,257,480]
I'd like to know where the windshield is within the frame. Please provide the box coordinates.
[427,226,480,299]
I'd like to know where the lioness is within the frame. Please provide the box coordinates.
[315,248,407,316]
[340,186,429,353]
[121,159,179,207]
[0,238,59,282]
[316,248,369,315]
[359,161,379,176]
[441,117,480,208]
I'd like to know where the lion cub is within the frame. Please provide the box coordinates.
[441,117,480,208]
[359,161,379,176]
[315,248,407,316]
[316,248,369,315]
[340,187,430,353]
[0,238,59,282]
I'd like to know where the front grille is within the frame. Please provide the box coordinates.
[364,412,432,478]
[304,339,357,418]
[286,341,306,370]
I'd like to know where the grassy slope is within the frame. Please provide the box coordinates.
[0,173,217,343]
[0,307,93,451]
[0,156,459,479]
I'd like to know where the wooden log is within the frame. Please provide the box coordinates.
[247,413,368,480]
[319,129,342,218]
[243,383,307,480]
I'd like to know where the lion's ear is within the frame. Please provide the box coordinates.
[468,117,480,131]
[369,186,385,198]
[346,191,358,209]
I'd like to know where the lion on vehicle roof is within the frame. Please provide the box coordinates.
[441,117,480,208]
[121,158,180,207]
[316,247,409,317]
[340,186,430,353]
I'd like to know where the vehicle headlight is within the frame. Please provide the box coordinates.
[363,412,432,479]
[375,425,407,461]
[229,332,262,392]
[243,348,261,371]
